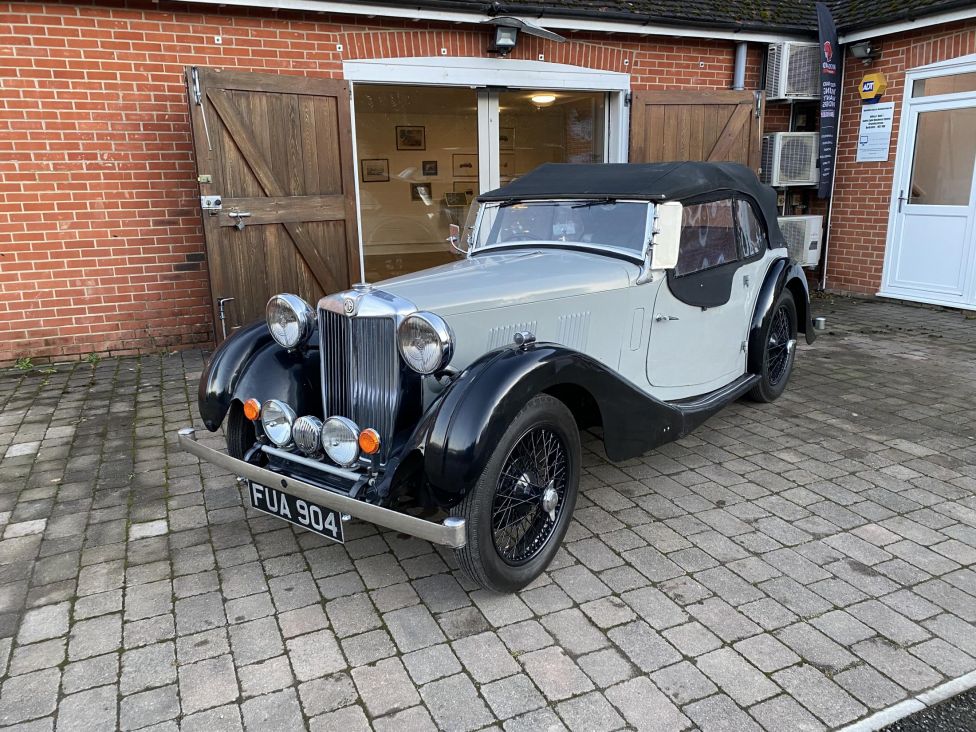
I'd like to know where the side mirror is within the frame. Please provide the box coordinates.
[447,223,467,255]
[649,201,683,270]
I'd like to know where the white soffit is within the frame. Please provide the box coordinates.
[343,57,630,90]
[839,7,976,43]
[178,0,807,44]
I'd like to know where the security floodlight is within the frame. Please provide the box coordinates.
[485,16,565,56]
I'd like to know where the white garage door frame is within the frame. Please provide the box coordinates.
[880,53,976,309]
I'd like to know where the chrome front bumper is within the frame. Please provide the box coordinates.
[177,427,467,548]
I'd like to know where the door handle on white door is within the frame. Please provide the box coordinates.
[897,189,909,212]
[654,315,679,322]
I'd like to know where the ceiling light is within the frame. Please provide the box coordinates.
[531,93,556,107]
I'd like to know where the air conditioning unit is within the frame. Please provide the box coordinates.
[778,215,823,268]
[761,132,819,187]
[766,42,821,100]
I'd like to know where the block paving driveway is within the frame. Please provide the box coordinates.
[2,297,976,732]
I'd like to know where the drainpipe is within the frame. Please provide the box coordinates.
[732,41,748,90]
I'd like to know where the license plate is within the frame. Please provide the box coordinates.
[248,482,344,544]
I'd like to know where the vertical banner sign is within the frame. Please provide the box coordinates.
[816,2,840,198]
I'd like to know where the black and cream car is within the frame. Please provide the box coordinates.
[180,162,818,592]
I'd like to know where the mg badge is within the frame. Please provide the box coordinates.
[343,298,355,315]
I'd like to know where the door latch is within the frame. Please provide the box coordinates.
[654,315,679,322]
[228,211,252,230]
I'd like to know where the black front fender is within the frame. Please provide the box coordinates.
[413,344,687,506]
[748,258,816,375]
[198,321,321,432]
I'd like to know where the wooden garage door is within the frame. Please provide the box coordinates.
[630,90,765,171]
[186,67,359,340]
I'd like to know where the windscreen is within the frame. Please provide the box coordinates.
[469,200,651,257]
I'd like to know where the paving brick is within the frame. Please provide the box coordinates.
[577,647,636,688]
[734,633,801,673]
[607,677,690,731]
[608,619,681,673]
[773,664,867,728]
[385,604,446,652]
[178,654,239,714]
[352,657,420,718]
[68,613,122,660]
[696,647,779,706]
[687,598,761,642]
[834,664,907,710]
[420,672,493,732]
[62,653,119,695]
[775,622,858,674]
[541,608,610,655]
[498,620,553,654]
[241,687,304,732]
[8,638,65,676]
[297,672,357,717]
[239,655,294,698]
[121,641,176,694]
[651,660,717,704]
[341,628,396,666]
[0,668,60,726]
[228,616,283,666]
[556,691,625,732]
[16,601,69,644]
[56,685,117,732]
[848,599,931,645]
[119,684,180,730]
[749,694,826,732]
[852,637,942,692]
[181,704,244,732]
[452,630,519,682]
[286,628,346,680]
[520,646,594,701]
[481,673,546,720]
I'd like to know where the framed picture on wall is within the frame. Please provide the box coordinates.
[444,192,467,207]
[396,126,426,150]
[422,160,438,177]
[453,180,479,199]
[499,127,516,151]
[452,154,479,177]
[410,182,432,202]
[361,158,389,183]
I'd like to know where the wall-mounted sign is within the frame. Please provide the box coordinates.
[859,72,888,103]
[855,102,895,162]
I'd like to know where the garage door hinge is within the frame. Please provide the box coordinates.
[624,92,632,107]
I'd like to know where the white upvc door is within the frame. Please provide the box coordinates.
[881,57,976,309]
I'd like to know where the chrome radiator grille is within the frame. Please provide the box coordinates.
[319,309,400,461]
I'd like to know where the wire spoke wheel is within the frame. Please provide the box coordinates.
[766,304,793,386]
[491,426,568,565]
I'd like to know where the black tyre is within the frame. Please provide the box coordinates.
[225,401,257,459]
[748,289,798,403]
[452,394,581,593]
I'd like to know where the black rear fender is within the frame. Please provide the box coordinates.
[748,257,816,376]
[198,321,321,432]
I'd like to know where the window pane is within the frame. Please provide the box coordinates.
[479,200,649,254]
[498,91,607,181]
[675,200,738,276]
[908,108,976,206]
[354,85,477,281]
[912,72,976,98]
[736,200,765,258]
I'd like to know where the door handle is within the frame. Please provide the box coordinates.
[897,189,909,213]
[228,211,252,230]
[654,315,679,322]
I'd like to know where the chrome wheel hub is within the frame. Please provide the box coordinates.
[541,481,559,522]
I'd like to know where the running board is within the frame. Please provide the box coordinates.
[668,374,761,435]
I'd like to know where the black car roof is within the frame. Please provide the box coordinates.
[479,162,785,245]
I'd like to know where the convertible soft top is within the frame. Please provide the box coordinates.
[479,162,785,247]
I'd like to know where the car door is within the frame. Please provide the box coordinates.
[646,197,749,391]
[734,196,775,323]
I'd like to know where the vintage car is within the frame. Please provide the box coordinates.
[179,161,818,592]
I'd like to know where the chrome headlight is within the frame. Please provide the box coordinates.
[293,415,323,456]
[398,312,453,375]
[260,399,296,447]
[266,294,314,349]
[322,416,360,467]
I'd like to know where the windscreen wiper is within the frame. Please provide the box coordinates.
[571,198,615,209]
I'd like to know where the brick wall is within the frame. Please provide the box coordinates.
[1,1,766,364]
[826,19,976,296]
